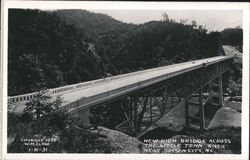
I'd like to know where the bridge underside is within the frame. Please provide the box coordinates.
[90,59,232,137]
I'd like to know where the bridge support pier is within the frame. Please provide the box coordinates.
[218,75,223,106]
[185,97,190,127]
[207,75,224,107]
[184,73,226,130]
[208,82,213,104]
[198,88,205,130]
[184,88,206,130]
[71,107,90,125]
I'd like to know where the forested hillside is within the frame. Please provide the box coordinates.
[8,9,243,96]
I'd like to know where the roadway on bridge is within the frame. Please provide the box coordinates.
[59,56,229,107]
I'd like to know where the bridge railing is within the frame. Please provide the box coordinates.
[8,92,38,103]
[62,83,140,111]
[63,56,234,112]
[8,56,233,104]
[8,59,190,103]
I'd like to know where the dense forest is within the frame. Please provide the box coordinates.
[8,9,243,96]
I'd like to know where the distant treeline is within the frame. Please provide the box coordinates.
[8,9,243,96]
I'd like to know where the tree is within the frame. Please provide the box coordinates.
[180,18,188,25]
[8,89,114,153]
[22,89,71,136]
[191,20,197,29]
[9,9,240,98]
[24,89,62,119]
[162,12,169,22]
[220,27,243,46]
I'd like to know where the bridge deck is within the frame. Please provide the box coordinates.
[8,55,233,113]
[59,56,231,108]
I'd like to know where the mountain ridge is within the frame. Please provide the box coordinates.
[8,9,242,96]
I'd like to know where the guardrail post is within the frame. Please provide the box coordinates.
[77,99,79,107]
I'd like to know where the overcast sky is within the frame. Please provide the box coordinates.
[90,10,242,32]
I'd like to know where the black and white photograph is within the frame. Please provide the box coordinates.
[1,1,249,160]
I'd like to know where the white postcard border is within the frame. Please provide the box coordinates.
[1,1,249,160]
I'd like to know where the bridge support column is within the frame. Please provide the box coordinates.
[208,82,213,104]
[199,88,205,130]
[218,75,223,106]
[71,107,90,125]
[184,97,190,127]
